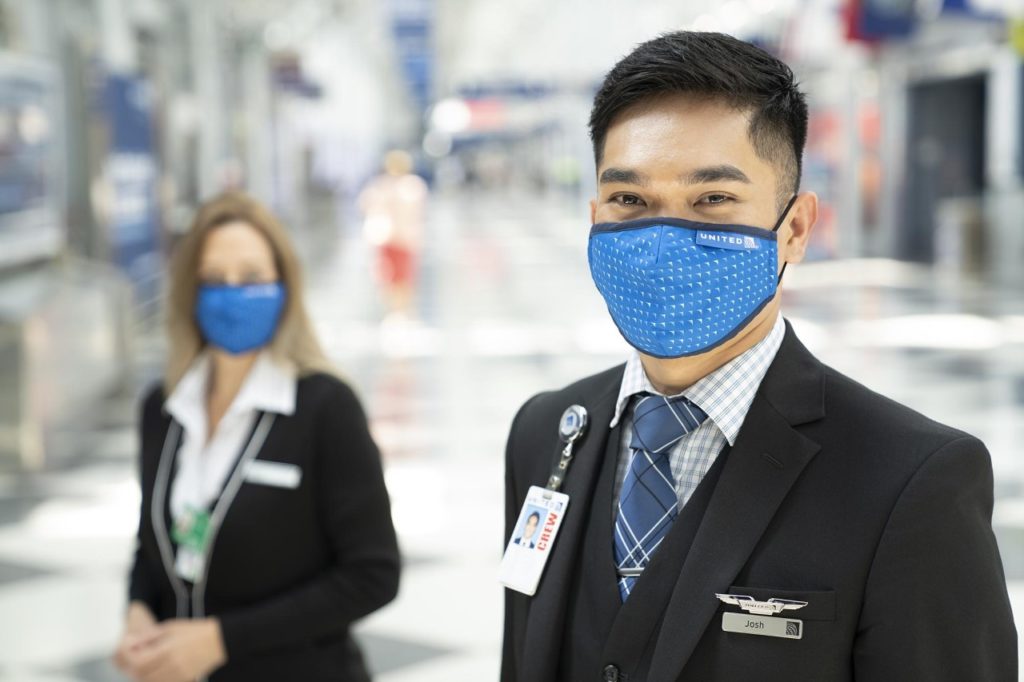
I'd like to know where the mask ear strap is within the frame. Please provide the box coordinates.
[777,262,788,285]
[771,194,799,232]
[773,194,799,285]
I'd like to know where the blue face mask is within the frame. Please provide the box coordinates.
[588,197,796,358]
[195,282,286,355]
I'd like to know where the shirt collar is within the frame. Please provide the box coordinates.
[165,351,297,436]
[609,315,786,446]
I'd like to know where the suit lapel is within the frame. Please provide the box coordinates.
[647,322,826,682]
[585,420,627,623]
[520,372,622,682]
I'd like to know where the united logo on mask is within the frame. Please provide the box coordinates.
[695,231,760,251]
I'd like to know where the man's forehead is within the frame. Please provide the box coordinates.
[608,93,750,131]
[598,98,768,179]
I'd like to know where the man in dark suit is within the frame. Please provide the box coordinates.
[501,32,1017,682]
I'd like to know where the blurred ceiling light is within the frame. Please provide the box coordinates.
[263,21,292,50]
[431,98,472,134]
[978,0,1024,14]
[692,13,724,32]
[860,70,880,97]
[993,498,1024,527]
[379,322,442,358]
[574,317,629,355]
[170,95,200,132]
[784,258,932,290]
[718,1,752,34]
[18,105,49,144]
[1001,315,1024,344]
[845,315,1003,351]
[748,0,777,14]
[422,129,453,157]
[385,464,447,536]
[468,320,568,357]
[26,482,139,538]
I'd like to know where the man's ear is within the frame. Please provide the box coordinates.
[781,192,818,265]
[589,198,597,224]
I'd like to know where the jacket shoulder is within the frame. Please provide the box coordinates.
[818,363,980,462]
[140,381,167,425]
[296,371,364,414]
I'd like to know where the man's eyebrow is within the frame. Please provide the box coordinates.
[599,168,650,186]
[683,164,752,185]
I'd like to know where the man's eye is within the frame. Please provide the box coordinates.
[613,194,644,206]
[700,194,731,205]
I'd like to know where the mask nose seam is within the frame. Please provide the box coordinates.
[653,224,668,265]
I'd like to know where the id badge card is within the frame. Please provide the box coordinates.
[172,505,212,582]
[498,485,570,596]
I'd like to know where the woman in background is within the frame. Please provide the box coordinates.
[358,149,428,319]
[114,191,399,681]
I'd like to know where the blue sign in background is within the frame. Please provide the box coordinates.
[390,0,433,116]
[850,0,1003,41]
[102,73,161,293]
[0,58,63,269]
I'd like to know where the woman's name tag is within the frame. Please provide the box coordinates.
[498,485,570,596]
[244,460,302,489]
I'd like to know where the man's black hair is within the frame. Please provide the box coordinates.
[589,31,808,201]
[527,512,541,524]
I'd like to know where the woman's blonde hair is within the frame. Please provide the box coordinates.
[165,191,336,392]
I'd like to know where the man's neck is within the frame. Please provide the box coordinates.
[641,310,780,395]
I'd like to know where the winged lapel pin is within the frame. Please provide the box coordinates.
[715,593,809,616]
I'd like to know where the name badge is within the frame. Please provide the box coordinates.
[498,485,570,596]
[722,612,803,640]
[244,460,302,489]
[172,505,212,581]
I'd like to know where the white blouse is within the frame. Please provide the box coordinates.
[164,351,296,578]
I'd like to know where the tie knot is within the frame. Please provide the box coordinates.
[629,393,707,455]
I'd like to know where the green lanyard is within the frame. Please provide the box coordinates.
[171,505,213,555]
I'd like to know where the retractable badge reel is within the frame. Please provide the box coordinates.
[548,404,588,491]
[498,405,588,596]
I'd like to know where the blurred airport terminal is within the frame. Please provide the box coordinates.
[0,0,1023,679]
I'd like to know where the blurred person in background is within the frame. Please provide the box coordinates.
[501,32,1016,682]
[113,192,400,682]
[358,149,428,320]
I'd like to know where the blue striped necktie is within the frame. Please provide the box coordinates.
[613,393,708,601]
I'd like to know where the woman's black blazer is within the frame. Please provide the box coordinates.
[129,372,400,682]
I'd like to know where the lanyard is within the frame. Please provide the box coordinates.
[545,405,588,492]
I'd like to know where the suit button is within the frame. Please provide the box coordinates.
[603,664,620,682]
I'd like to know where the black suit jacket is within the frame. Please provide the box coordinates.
[502,322,1017,682]
[130,373,400,682]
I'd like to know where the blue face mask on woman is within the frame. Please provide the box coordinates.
[195,282,286,355]
[588,196,796,358]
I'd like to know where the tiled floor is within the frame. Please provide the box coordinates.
[0,191,1022,680]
